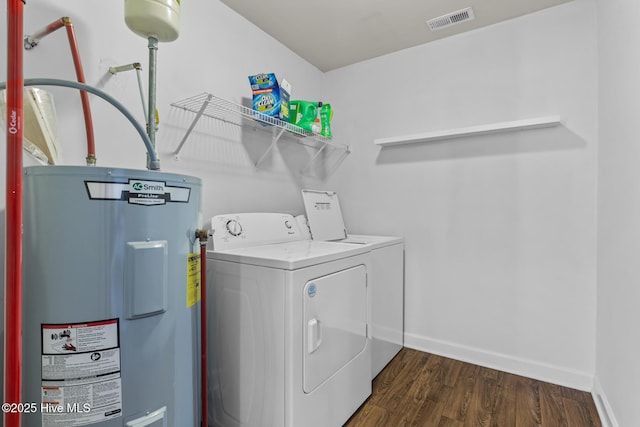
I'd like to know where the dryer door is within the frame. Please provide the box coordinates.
[303,264,368,393]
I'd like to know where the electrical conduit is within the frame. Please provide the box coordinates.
[0,78,161,170]
[5,0,24,426]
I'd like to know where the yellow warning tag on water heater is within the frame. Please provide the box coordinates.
[186,253,201,307]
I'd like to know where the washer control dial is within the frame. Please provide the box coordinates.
[226,219,243,237]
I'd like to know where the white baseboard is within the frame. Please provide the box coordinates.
[404,332,593,391]
[592,376,619,427]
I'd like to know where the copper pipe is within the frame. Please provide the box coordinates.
[196,229,209,427]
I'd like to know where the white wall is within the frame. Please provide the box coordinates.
[595,0,640,425]
[0,0,335,408]
[1,0,332,215]
[0,0,609,417]
[324,0,598,390]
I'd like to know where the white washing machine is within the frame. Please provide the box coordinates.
[301,190,405,378]
[206,212,372,427]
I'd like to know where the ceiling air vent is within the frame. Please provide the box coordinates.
[426,7,475,31]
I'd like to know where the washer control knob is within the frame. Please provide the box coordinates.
[284,220,293,229]
[226,219,243,237]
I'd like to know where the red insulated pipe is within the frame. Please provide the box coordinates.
[62,17,96,165]
[24,17,96,165]
[28,16,64,42]
[198,236,209,427]
[5,1,24,426]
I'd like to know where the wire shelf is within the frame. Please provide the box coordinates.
[171,93,350,160]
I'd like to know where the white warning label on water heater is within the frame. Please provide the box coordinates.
[41,319,122,426]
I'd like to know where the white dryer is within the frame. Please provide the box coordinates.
[301,190,405,378]
[206,213,372,427]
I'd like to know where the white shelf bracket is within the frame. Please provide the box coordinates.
[301,143,328,174]
[174,93,213,159]
[256,128,284,167]
[273,126,286,144]
[254,126,286,167]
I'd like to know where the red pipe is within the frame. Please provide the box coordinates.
[26,16,64,43]
[25,17,96,165]
[62,17,96,165]
[5,1,24,426]
[198,234,209,427]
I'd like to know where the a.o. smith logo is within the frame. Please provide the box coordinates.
[130,181,164,193]
[85,179,190,206]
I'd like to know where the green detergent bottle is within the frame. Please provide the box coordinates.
[290,100,321,133]
[320,103,333,138]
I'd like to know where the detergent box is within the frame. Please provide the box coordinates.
[248,73,291,121]
[279,78,291,122]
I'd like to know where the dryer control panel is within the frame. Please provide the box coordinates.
[210,213,305,251]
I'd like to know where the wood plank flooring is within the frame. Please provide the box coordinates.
[344,348,600,427]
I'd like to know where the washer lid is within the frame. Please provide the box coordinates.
[208,240,368,270]
[301,189,347,241]
[344,234,404,248]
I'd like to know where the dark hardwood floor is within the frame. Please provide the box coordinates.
[344,348,601,427]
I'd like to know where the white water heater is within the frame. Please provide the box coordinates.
[22,165,202,426]
[125,0,180,42]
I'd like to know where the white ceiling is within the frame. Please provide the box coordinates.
[220,0,575,72]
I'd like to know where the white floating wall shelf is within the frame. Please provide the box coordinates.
[374,116,562,147]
